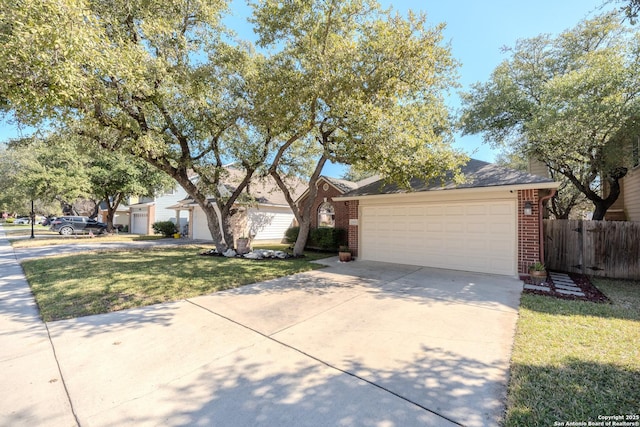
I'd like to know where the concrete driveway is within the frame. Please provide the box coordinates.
[2,237,522,427]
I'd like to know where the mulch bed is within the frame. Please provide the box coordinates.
[523,272,610,303]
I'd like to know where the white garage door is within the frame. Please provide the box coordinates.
[131,212,149,235]
[360,201,516,276]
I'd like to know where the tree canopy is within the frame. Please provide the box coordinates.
[1,0,465,252]
[250,0,466,254]
[460,12,640,220]
[0,134,174,226]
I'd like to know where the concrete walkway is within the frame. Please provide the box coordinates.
[0,227,77,426]
[0,226,523,427]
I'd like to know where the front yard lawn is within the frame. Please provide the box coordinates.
[10,232,163,248]
[504,277,640,426]
[22,246,330,322]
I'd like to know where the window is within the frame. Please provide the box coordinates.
[318,202,335,228]
[633,136,639,168]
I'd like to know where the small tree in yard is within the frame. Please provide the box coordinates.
[460,12,640,220]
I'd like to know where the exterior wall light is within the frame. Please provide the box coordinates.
[524,201,533,216]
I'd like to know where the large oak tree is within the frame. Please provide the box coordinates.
[460,12,640,220]
[2,0,465,253]
[251,0,467,255]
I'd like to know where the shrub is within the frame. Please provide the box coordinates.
[152,221,178,237]
[285,226,346,250]
[285,226,300,244]
[309,227,346,251]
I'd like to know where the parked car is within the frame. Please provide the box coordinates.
[49,216,107,235]
[41,216,57,226]
[13,217,31,224]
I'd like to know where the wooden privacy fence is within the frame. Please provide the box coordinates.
[544,219,640,280]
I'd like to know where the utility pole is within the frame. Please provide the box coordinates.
[30,199,35,239]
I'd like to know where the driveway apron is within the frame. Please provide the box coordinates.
[1,231,523,427]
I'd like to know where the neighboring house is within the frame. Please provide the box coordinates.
[610,137,640,221]
[170,171,307,246]
[97,201,130,229]
[128,185,189,235]
[528,137,640,221]
[334,159,559,277]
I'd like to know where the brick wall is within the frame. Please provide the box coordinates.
[303,179,350,230]
[347,200,359,256]
[518,189,540,275]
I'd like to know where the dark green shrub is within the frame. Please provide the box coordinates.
[309,227,346,250]
[285,226,300,243]
[152,221,178,237]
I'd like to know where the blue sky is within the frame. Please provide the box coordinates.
[0,0,607,177]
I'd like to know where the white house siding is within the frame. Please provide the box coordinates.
[154,187,188,225]
[191,205,294,244]
[358,190,518,276]
[623,167,640,221]
[247,206,295,242]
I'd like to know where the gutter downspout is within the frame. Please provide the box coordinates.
[538,189,557,263]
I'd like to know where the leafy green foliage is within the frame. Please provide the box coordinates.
[1,0,465,254]
[284,226,300,244]
[460,12,640,219]
[251,0,466,255]
[152,221,178,237]
[308,227,346,251]
[0,133,174,226]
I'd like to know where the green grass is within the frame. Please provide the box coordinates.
[504,277,640,426]
[9,232,163,248]
[22,245,331,322]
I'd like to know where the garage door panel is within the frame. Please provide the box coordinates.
[446,205,465,215]
[490,204,512,215]
[466,205,487,215]
[489,223,511,233]
[361,200,516,276]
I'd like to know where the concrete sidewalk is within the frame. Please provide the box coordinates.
[0,226,78,426]
[0,226,523,426]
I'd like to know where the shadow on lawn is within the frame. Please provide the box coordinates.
[505,358,640,427]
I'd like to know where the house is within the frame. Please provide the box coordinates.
[128,185,190,235]
[97,201,130,230]
[296,175,379,232]
[607,137,640,221]
[333,159,559,277]
[170,172,307,245]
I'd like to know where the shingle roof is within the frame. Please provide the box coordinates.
[176,168,307,207]
[343,158,556,197]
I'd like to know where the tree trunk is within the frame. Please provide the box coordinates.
[592,202,608,221]
[591,167,627,220]
[293,217,311,256]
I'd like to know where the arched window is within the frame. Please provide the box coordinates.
[318,202,335,228]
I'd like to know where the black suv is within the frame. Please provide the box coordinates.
[50,216,108,235]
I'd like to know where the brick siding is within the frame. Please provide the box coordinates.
[347,200,359,256]
[518,189,541,275]
[302,179,351,231]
